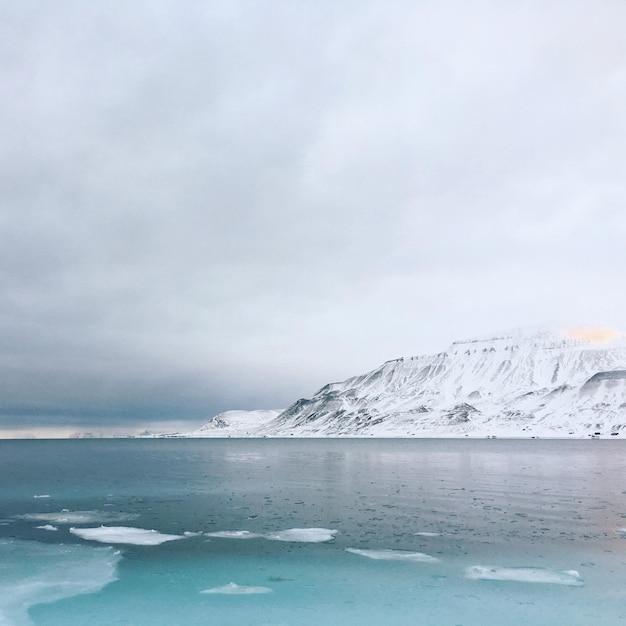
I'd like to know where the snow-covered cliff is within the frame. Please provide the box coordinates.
[168,327,626,438]
[175,410,283,438]
[263,328,626,437]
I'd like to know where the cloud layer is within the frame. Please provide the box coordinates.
[1,1,625,431]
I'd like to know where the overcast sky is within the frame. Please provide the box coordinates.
[1,0,625,436]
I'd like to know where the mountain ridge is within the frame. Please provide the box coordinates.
[169,327,626,438]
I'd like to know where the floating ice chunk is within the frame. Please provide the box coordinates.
[36,524,58,531]
[201,582,273,595]
[184,531,202,537]
[345,548,439,563]
[70,526,185,545]
[33,494,50,498]
[205,530,263,539]
[205,527,337,543]
[17,510,139,525]
[0,538,119,625]
[264,528,337,543]
[465,565,583,586]
[413,532,440,537]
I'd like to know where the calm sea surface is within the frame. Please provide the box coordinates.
[1,438,626,625]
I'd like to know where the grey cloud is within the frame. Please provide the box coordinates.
[1,0,625,431]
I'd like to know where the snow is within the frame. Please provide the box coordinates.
[153,328,626,439]
[264,528,337,543]
[17,510,139,524]
[200,582,273,595]
[465,565,583,586]
[152,409,284,438]
[205,530,263,539]
[345,548,439,563]
[69,526,185,545]
[0,539,119,626]
[262,328,626,438]
[205,528,337,543]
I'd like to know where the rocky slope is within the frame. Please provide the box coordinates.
[262,328,626,437]
[167,327,626,438]
[174,410,283,438]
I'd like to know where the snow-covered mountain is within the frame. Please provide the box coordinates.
[261,327,626,438]
[172,410,283,438]
[162,327,626,438]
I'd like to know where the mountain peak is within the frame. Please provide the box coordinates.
[266,327,626,438]
[175,327,626,439]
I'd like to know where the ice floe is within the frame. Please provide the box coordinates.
[265,528,337,543]
[70,526,185,545]
[345,548,439,563]
[413,532,440,537]
[33,494,50,498]
[205,530,263,539]
[205,527,337,543]
[36,524,58,531]
[17,510,139,525]
[465,565,583,586]
[0,538,119,626]
[201,582,273,595]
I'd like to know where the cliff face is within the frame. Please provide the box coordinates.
[265,329,626,437]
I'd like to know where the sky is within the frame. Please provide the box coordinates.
[1,0,625,437]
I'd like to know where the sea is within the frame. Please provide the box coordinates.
[1,438,626,625]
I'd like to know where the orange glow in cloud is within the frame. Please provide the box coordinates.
[563,327,623,343]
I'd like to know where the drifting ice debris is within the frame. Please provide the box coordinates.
[16,510,139,524]
[205,530,263,539]
[0,539,120,625]
[201,582,272,595]
[264,528,337,542]
[205,528,337,542]
[69,526,185,545]
[345,548,439,563]
[465,565,583,586]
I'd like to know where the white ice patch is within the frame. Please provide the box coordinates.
[264,528,337,543]
[205,530,263,539]
[17,510,138,525]
[205,528,337,543]
[201,582,273,595]
[36,524,58,531]
[70,526,185,545]
[345,548,439,563]
[33,494,50,499]
[465,565,583,586]
[413,532,440,537]
[0,538,119,626]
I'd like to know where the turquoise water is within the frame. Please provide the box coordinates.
[2,439,626,625]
